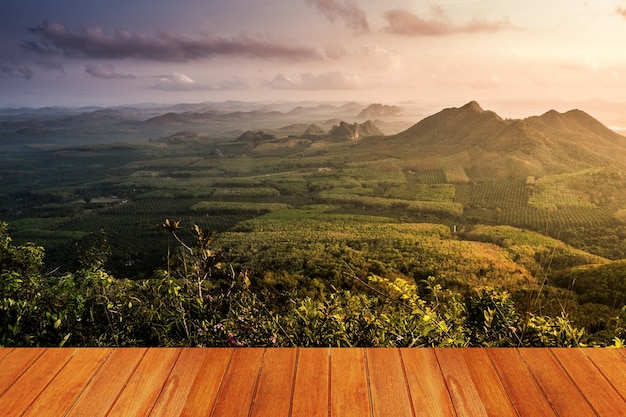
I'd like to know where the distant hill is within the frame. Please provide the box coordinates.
[328,120,383,141]
[358,103,403,118]
[385,101,626,178]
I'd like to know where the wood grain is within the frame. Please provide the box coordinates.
[487,348,557,417]
[211,348,265,417]
[367,348,414,417]
[518,348,597,417]
[460,349,518,417]
[22,348,111,417]
[435,349,489,417]
[0,348,44,397]
[0,348,76,416]
[401,348,455,417]
[552,348,626,416]
[65,348,147,417]
[292,348,330,417]
[178,348,233,417]
[106,348,181,417]
[583,348,626,400]
[250,348,297,417]
[330,348,371,417]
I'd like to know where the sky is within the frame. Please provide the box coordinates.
[3,0,626,117]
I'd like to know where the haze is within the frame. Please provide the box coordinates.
[3,0,626,124]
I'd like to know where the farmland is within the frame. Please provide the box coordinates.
[3,101,626,344]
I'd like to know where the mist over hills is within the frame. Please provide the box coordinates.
[2,98,626,179]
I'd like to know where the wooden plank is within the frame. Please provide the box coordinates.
[518,349,597,417]
[367,348,413,417]
[212,348,265,417]
[0,348,44,397]
[460,349,517,417]
[401,349,456,417]
[330,348,371,417]
[487,348,556,417]
[553,348,626,416]
[0,348,76,416]
[435,349,489,417]
[250,348,297,417]
[177,348,233,417]
[0,348,14,362]
[583,348,626,400]
[22,348,111,417]
[292,348,329,417]
[149,349,210,417]
[65,348,147,417]
[107,348,181,417]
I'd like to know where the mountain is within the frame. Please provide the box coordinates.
[385,101,626,178]
[328,120,383,141]
[358,103,403,118]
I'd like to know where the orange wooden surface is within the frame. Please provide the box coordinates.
[0,347,624,417]
[330,348,371,417]
[400,349,456,417]
[178,348,233,417]
[250,348,297,417]
[518,348,598,417]
[487,348,557,417]
[435,349,490,417]
[64,348,147,417]
[553,348,626,416]
[291,348,329,417]
[367,348,414,417]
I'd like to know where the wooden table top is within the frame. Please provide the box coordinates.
[0,347,624,416]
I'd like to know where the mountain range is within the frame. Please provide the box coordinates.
[375,101,626,178]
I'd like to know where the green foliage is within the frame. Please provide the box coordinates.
[1,221,609,348]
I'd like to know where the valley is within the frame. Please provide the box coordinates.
[2,100,626,345]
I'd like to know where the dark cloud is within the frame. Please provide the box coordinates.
[24,21,322,62]
[617,6,626,19]
[304,0,370,33]
[0,63,34,80]
[384,8,515,36]
[85,64,134,79]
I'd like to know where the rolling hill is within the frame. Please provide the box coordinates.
[382,101,626,178]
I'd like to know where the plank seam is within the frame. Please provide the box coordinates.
[246,348,267,417]
[20,348,79,417]
[433,349,460,417]
[327,348,332,417]
[363,348,374,417]
[62,348,114,417]
[581,349,626,405]
[287,348,300,417]
[105,347,149,416]
[147,348,184,417]
[0,348,46,399]
[549,349,601,417]
[397,348,417,417]
[484,349,522,417]
[517,348,561,417]
[207,348,235,417]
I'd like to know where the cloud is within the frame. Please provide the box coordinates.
[149,72,196,90]
[217,76,250,90]
[304,0,370,33]
[384,8,515,36]
[0,63,34,80]
[267,71,363,90]
[24,21,322,62]
[85,63,134,79]
[617,6,626,19]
